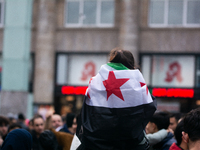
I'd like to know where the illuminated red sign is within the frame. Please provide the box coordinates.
[61,86,194,98]
[61,86,88,95]
[152,88,194,98]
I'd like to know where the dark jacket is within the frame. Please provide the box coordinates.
[31,130,44,150]
[1,129,32,150]
[59,124,71,134]
[153,132,177,150]
[39,130,62,150]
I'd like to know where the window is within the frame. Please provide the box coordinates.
[56,53,108,85]
[65,0,115,27]
[0,0,4,27]
[196,57,200,87]
[141,54,195,88]
[149,0,200,27]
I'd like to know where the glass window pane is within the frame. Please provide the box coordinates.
[196,57,200,87]
[141,56,151,86]
[187,1,200,24]
[149,1,165,24]
[168,0,183,24]
[66,1,80,24]
[83,1,97,24]
[101,1,114,24]
[197,76,200,87]
[0,3,1,24]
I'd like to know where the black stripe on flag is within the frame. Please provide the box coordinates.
[76,96,156,150]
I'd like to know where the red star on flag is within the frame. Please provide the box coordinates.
[103,71,129,101]
[140,82,148,95]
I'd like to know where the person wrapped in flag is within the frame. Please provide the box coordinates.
[71,48,157,150]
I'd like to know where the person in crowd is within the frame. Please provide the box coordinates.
[28,118,34,131]
[7,123,22,133]
[145,112,176,150]
[45,115,74,150]
[70,116,77,135]
[17,113,29,131]
[31,115,45,150]
[169,113,181,132]
[7,113,17,124]
[0,131,4,149]
[39,130,62,150]
[169,119,188,150]
[182,108,200,150]
[0,116,10,140]
[1,129,32,150]
[59,113,73,134]
[51,114,63,131]
[72,48,157,150]
[60,113,77,134]
[146,128,168,146]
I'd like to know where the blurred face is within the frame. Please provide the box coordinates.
[145,122,157,134]
[169,117,178,131]
[0,135,3,146]
[51,115,63,129]
[33,118,44,135]
[0,123,8,136]
[28,121,34,131]
[72,118,77,134]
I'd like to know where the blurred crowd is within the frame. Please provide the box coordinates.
[0,112,77,150]
[0,108,200,150]
[145,109,200,150]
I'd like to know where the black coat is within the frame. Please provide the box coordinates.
[31,130,44,150]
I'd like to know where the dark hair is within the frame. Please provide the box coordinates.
[18,113,25,120]
[174,119,184,146]
[66,113,75,128]
[169,113,181,122]
[32,114,44,125]
[183,108,200,142]
[8,123,22,132]
[39,130,59,150]
[0,116,10,126]
[149,112,170,130]
[109,47,135,69]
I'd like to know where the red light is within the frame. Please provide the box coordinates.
[152,88,167,97]
[61,86,88,95]
[152,88,194,98]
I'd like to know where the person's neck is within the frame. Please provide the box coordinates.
[179,141,188,150]
[189,140,200,150]
[36,132,40,138]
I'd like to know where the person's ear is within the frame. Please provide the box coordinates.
[182,131,189,143]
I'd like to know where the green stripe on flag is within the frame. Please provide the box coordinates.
[107,63,129,70]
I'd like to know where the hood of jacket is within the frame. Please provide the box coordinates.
[1,129,32,150]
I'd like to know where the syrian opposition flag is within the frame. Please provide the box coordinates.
[71,63,157,150]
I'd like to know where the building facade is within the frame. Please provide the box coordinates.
[0,0,200,117]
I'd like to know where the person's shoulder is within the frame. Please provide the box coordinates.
[164,136,177,149]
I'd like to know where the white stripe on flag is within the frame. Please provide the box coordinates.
[85,64,153,108]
